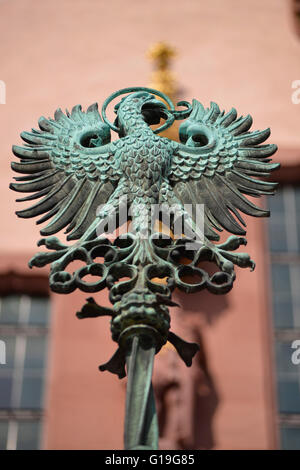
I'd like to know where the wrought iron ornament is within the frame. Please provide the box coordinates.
[10,87,279,449]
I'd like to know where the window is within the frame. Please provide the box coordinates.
[268,185,300,450]
[0,295,50,450]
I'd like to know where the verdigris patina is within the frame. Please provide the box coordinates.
[10,87,279,449]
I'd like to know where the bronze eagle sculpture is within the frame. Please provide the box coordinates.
[10,87,280,449]
[10,86,278,271]
[10,86,279,376]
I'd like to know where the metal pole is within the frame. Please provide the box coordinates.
[124,333,159,450]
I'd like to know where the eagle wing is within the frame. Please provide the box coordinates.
[10,103,122,240]
[169,100,279,241]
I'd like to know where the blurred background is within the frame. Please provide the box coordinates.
[0,0,299,450]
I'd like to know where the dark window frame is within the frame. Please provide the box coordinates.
[268,164,300,450]
[0,273,50,451]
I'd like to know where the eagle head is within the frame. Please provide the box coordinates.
[114,91,169,135]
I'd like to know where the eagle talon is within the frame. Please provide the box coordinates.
[37,236,68,250]
[28,246,68,269]
[217,235,247,251]
[250,260,256,272]
[201,235,255,275]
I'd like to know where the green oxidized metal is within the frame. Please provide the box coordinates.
[10,86,279,449]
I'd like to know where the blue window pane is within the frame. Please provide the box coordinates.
[16,421,41,450]
[289,265,300,329]
[277,382,300,414]
[268,189,285,215]
[272,264,291,293]
[29,298,49,326]
[294,187,300,250]
[21,375,44,409]
[0,337,15,408]
[295,186,300,209]
[24,336,47,370]
[268,219,287,252]
[0,375,13,408]
[21,336,47,409]
[0,296,20,324]
[0,421,8,450]
[275,341,300,413]
[273,301,294,329]
[280,427,300,450]
[268,190,287,252]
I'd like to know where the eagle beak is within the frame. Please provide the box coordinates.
[145,97,168,111]
[142,98,169,124]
